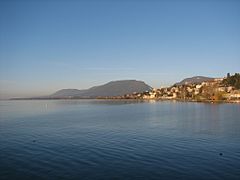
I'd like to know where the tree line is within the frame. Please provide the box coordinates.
[222,73,240,89]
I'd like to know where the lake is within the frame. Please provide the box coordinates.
[0,100,240,180]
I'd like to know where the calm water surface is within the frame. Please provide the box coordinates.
[0,100,240,180]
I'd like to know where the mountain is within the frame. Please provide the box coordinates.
[175,76,215,86]
[51,80,152,98]
[51,89,86,97]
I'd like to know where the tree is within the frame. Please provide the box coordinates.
[227,73,230,78]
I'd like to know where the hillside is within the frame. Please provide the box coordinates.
[51,80,152,98]
[175,76,214,86]
[222,73,240,89]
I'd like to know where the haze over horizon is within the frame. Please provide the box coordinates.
[0,0,240,99]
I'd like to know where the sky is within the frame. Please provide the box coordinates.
[0,0,240,98]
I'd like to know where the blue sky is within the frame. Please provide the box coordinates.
[0,0,240,98]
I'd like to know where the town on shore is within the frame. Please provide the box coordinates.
[110,73,240,103]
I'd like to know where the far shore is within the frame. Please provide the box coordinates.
[5,97,240,104]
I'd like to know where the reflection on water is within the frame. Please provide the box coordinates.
[0,100,240,179]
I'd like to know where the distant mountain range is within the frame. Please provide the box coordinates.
[10,76,220,100]
[50,80,152,98]
[174,76,214,86]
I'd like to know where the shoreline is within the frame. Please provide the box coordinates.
[5,98,240,104]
